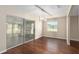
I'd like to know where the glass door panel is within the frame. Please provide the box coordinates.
[24,20,35,42]
[12,17,23,47]
[6,23,14,49]
[13,23,23,46]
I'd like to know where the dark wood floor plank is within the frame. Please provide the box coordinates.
[3,37,79,54]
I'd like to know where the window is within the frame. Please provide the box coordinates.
[47,20,58,32]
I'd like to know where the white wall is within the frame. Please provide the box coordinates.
[35,17,42,39]
[0,11,6,53]
[42,17,66,39]
[70,16,79,41]
[0,6,42,53]
[69,5,79,41]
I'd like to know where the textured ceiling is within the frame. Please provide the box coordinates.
[0,5,70,18]
[14,5,70,17]
[38,5,70,17]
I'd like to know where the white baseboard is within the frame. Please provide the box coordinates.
[0,37,43,54]
[43,36,66,40]
[7,39,34,50]
[71,39,79,42]
[0,39,34,54]
[23,39,34,44]
[6,42,24,51]
[0,49,7,54]
[35,36,42,40]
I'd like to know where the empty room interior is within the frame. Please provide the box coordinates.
[0,5,79,54]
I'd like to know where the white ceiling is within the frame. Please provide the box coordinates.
[69,5,79,16]
[38,5,70,17]
[2,5,70,18]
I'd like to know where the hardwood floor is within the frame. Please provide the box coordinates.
[3,37,79,54]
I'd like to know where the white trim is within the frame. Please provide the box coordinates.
[23,39,34,44]
[67,5,72,16]
[0,37,41,54]
[66,16,70,45]
[6,42,24,51]
[7,39,34,50]
[66,5,72,45]
[0,49,7,54]
[42,35,66,40]
[71,39,79,42]
[35,36,42,40]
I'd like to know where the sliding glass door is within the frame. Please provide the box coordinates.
[6,15,35,49]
